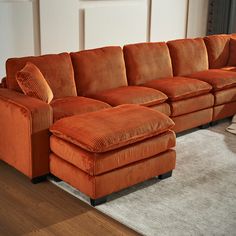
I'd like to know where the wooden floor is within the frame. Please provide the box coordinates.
[0,161,139,236]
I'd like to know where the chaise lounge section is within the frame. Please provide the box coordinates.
[49,105,176,206]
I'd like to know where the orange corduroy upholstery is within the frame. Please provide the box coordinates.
[149,103,171,116]
[213,101,236,121]
[123,39,214,132]
[49,104,176,200]
[123,42,173,85]
[70,46,128,96]
[221,66,236,72]
[0,88,53,178]
[228,38,236,66]
[50,104,174,153]
[187,69,236,91]
[143,77,212,101]
[50,150,176,199]
[171,94,214,117]
[214,87,236,105]
[0,78,7,88]
[71,46,168,108]
[50,96,111,122]
[89,86,167,106]
[167,38,209,76]
[204,34,231,68]
[1,33,236,183]
[50,130,176,176]
[6,53,77,98]
[172,108,213,133]
[16,62,53,103]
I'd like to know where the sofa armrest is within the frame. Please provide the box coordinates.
[0,88,53,179]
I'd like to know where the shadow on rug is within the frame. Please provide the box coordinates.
[50,120,236,236]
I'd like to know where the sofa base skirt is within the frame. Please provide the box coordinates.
[50,150,176,200]
[213,101,236,121]
[172,108,213,133]
[149,103,171,116]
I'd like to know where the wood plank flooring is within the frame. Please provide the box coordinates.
[0,161,139,236]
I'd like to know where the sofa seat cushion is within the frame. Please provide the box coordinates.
[143,77,212,101]
[50,130,176,176]
[215,87,236,105]
[221,66,236,72]
[171,94,214,117]
[50,96,111,122]
[187,69,236,91]
[89,86,168,106]
[50,104,175,153]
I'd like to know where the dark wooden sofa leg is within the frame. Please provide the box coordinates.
[158,171,172,180]
[90,196,107,206]
[31,174,48,184]
[49,174,62,182]
[210,120,218,126]
[199,123,210,129]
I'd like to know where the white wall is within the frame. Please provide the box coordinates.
[84,4,147,49]
[0,0,209,81]
[39,0,79,54]
[0,0,39,80]
[187,0,209,38]
[78,0,150,50]
[150,0,189,42]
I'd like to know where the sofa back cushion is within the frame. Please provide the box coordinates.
[167,38,209,76]
[70,46,128,96]
[6,53,77,98]
[123,42,173,85]
[204,34,231,68]
[228,38,236,66]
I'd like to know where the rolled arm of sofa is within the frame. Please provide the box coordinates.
[0,88,53,179]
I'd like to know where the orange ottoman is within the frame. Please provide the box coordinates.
[49,104,176,206]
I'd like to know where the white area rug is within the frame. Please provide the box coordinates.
[50,120,236,236]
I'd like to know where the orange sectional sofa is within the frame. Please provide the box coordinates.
[0,34,235,190]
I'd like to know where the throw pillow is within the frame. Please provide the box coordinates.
[16,62,53,103]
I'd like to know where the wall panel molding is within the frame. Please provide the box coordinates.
[150,0,188,42]
[84,3,148,49]
[39,0,79,54]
